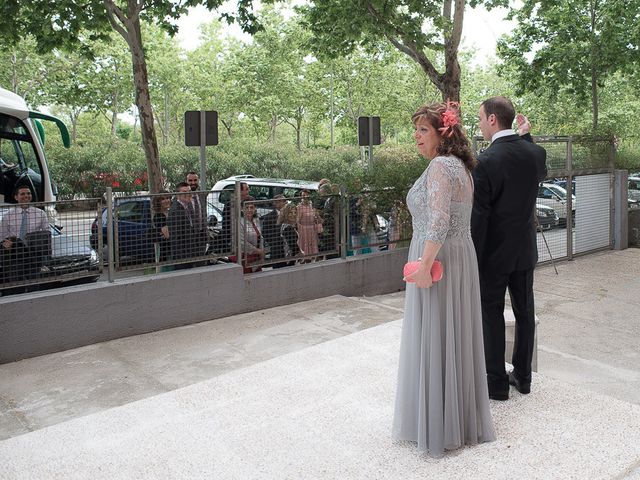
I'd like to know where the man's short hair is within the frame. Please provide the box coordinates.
[273,194,286,201]
[13,184,31,197]
[176,182,190,190]
[186,171,198,177]
[481,96,516,130]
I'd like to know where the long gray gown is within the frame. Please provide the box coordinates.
[392,155,496,457]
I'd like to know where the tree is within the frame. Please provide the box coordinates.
[187,21,247,139]
[88,34,135,138]
[299,0,504,101]
[498,0,640,132]
[0,36,54,106]
[1,0,260,192]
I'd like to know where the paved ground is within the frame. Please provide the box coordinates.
[1,249,639,478]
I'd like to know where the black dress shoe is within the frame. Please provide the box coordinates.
[488,389,509,401]
[509,372,531,394]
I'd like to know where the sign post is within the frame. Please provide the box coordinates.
[185,110,219,190]
[357,116,381,167]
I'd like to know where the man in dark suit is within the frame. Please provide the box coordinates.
[471,96,547,401]
[186,171,208,259]
[168,182,199,270]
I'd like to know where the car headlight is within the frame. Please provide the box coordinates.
[536,208,545,216]
[90,250,98,262]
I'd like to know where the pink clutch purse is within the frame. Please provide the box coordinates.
[403,260,443,283]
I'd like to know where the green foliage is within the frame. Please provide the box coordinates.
[45,135,425,199]
[498,0,640,131]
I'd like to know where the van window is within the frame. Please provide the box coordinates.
[0,114,44,201]
[249,186,270,200]
[538,186,554,199]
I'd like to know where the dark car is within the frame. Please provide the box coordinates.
[90,197,155,263]
[90,197,223,263]
[1,223,100,292]
[536,204,559,231]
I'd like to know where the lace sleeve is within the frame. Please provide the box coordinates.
[423,157,453,244]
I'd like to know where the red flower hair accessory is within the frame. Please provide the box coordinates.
[439,100,461,138]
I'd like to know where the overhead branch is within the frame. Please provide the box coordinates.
[104,0,130,44]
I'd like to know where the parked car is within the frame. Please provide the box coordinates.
[210,176,392,249]
[47,224,100,282]
[0,223,100,291]
[90,197,154,263]
[553,178,575,194]
[90,197,223,263]
[209,176,321,217]
[628,176,640,202]
[535,204,559,231]
[537,182,575,227]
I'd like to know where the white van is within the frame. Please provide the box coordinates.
[537,182,576,226]
[0,87,70,220]
[208,175,320,213]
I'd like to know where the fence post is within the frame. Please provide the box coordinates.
[234,181,242,266]
[105,187,115,282]
[613,170,629,250]
[566,138,574,260]
[340,186,347,259]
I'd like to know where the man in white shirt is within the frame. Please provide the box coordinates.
[1,185,50,284]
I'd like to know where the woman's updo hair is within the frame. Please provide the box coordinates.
[411,102,477,171]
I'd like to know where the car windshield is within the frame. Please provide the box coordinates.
[547,185,567,200]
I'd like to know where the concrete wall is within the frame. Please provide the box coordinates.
[0,249,408,363]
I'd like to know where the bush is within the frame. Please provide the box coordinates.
[45,137,426,200]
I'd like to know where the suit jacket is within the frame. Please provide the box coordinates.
[167,200,199,260]
[471,133,547,273]
[260,210,284,257]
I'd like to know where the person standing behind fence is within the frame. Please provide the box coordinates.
[471,96,547,401]
[296,189,320,258]
[168,182,198,270]
[318,182,339,256]
[186,171,208,257]
[0,185,50,284]
[238,196,264,273]
[278,201,299,259]
[150,191,172,268]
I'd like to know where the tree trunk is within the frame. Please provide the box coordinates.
[128,20,162,193]
[111,110,118,137]
[591,66,598,132]
[270,114,277,142]
[221,119,233,138]
[70,110,79,144]
[589,0,598,132]
[441,58,461,102]
[163,88,169,145]
[104,0,162,193]
[385,0,464,102]
[110,91,118,137]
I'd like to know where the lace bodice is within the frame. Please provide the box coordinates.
[406,155,473,243]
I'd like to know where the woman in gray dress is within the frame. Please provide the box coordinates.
[393,102,496,456]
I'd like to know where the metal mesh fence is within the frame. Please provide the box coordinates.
[92,190,231,273]
[1,199,101,292]
[346,188,411,255]
[473,135,615,265]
